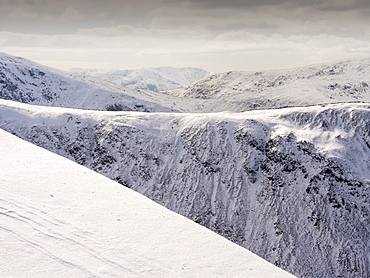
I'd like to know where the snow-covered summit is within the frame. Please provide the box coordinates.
[0,52,59,72]
[70,66,209,92]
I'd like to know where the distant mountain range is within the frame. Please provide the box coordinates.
[167,57,370,112]
[3,52,370,114]
[69,66,209,92]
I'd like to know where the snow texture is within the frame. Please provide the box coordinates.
[0,129,294,277]
[1,99,369,278]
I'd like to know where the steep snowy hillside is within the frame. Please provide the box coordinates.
[0,129,294,277]
[1,99,369,278]
[70,66,209,92]
[168,57,370,112]
[0,53,173,112]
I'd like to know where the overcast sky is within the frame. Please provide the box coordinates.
[1,0,370,72]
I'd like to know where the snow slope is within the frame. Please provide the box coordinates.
[167,57,370,112]
[70,66,209,92]
[1,99,369,277]
[0,53,174,112]
[0,129,294,277]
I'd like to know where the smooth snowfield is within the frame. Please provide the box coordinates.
[0,130,294,277]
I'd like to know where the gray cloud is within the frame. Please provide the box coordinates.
[1,0,369,34]
[189,0,369,10]
[187,0,325,9]
[1,0,370,72]
[0,0,167,33]
[318,0,370,11]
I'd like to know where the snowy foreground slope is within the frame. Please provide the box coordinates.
[168,57,370,112]
[0,52,173,112]
[0,129,294,277]
[70,66,209,92]
[1,99,369,277]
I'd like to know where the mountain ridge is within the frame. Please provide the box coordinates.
[165,56,370,112]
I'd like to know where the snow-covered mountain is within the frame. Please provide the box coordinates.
[0,129,294,277]
[70,66,209,92]
[1,99,369,278]
[2,53,370,277]
[0,53,174,112]
[4,52,370,114]
[167,57,370,112]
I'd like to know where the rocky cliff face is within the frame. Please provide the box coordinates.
[1,100,369,277]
